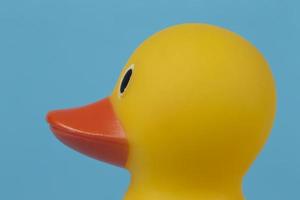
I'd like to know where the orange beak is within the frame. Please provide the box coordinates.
[46,98,128,167]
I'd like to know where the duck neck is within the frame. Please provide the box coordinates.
[124,172,245,200]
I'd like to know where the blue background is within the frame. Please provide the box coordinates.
[0,0,299,199]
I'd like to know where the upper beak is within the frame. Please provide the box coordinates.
[46,97,128,168]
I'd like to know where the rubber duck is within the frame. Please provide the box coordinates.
[46,23,276,200]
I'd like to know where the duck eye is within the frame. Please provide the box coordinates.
[120,67,133,95]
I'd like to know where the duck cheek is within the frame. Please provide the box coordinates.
[46,97,129,168]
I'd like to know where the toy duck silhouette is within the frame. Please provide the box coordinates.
[47,24,276,200]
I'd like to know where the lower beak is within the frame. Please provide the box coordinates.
[46,97,128,168]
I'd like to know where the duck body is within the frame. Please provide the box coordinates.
[47,24,276,200]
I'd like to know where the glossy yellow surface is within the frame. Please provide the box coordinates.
[110,24,276,200]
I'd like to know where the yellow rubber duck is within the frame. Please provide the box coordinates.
[47,23,276,200]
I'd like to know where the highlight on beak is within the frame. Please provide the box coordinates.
[46,98,128,167]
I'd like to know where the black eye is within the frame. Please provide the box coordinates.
[120,68,133,95]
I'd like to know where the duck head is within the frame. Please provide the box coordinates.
[47,24,276,200]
